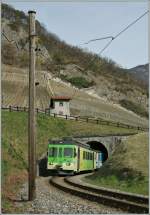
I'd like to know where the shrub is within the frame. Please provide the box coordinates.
[66,76,94,88]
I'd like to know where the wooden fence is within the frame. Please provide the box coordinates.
[1,105,148,131]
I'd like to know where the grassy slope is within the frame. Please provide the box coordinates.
[84,132,149,195]
[2,110,139,212]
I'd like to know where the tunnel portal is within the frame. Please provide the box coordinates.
[87,141,108,162]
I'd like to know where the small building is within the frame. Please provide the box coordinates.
[49,96,71,116]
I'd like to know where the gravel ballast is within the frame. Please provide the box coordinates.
[15,176,124,214]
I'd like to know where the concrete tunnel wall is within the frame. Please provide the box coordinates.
[74,135,126,156]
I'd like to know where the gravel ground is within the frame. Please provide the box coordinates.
[15,176,124,214]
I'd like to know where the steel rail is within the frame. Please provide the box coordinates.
[50,175,149,213]
[65,174,148,205]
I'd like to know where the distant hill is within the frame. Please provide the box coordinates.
[1,3,149,118]
[127,64,149,86]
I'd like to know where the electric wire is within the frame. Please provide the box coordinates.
[2,31,20,50]
[82,10,149,72]
[79,36,114,45]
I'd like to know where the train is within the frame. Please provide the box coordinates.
[47,138,104,175]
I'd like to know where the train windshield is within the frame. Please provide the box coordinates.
[64,148,73,157]
[49,147,58,157]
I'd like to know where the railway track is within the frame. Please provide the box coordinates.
[50,174,149,214]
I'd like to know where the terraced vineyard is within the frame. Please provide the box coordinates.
[2,64,148,127]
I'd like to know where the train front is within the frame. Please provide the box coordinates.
[47,139,77,175]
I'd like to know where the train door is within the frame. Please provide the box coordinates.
[77,147,80,172]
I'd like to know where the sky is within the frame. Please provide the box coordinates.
[3,0,149,69]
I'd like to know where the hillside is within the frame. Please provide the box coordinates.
[2,110,138,213]
[2,64,148,127]
[127,64,149,86]
[84,132,149,195]
[1,3,148,119]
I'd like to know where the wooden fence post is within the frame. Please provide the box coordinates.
[9,105,11,112]
[36,108,38,114]
[54,113,56,118]
[66,115,68,120]
[86,118,89,123]
[97,119,99,124]
[17,106,19,111]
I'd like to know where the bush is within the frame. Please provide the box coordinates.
[66,76,94,88]
[119,99,148,118]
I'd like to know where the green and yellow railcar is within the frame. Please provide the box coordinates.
[47,138,97,174]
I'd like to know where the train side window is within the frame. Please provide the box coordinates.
[90,153,92,160]
[83,151,86,160]
[74,148,77,157]
[86,152,88,160]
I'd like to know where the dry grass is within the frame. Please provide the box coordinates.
[2,64,148,127]
[84,132,149,195]
[122,132,148,176]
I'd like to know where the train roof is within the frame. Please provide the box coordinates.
[48,138,91,150]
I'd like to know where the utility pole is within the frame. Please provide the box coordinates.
[28,10,36,201]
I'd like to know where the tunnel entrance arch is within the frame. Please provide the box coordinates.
[87,141,108,162]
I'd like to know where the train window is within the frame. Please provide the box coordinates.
[84,152,86,160]
[87,152,89,160]
[85,152,88,160]
[89,152,91,160]
[83,151,85,160]
[49,147,57,157]
[74,148,77,157]
[64,148,73,157]
[59,148,62,157]
[90,153,92,160]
